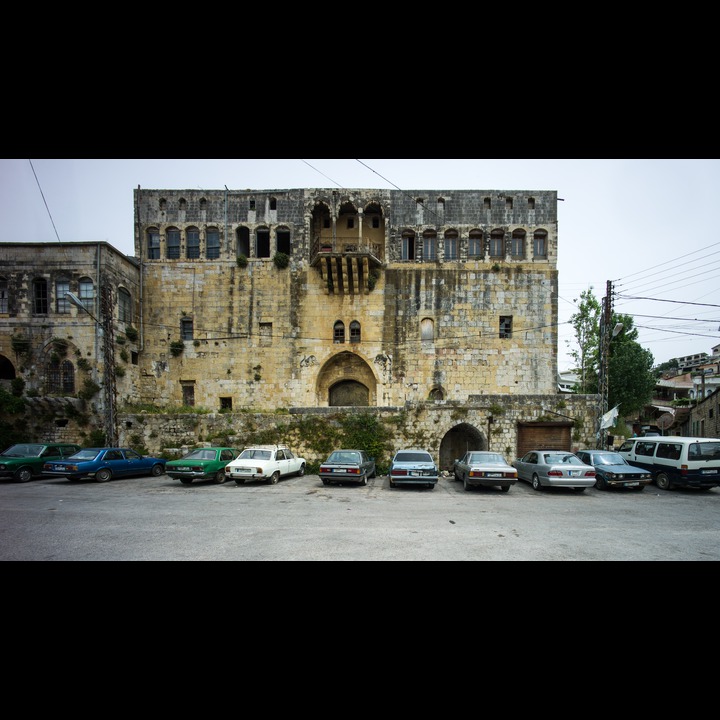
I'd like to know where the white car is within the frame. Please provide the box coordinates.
[224,444,306,485]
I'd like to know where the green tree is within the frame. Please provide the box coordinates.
[607,313,655,418]
[567,287,601,393]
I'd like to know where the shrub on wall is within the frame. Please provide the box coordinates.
[237,254,248,268]
[170,341,185,357]
[273,252,290,269]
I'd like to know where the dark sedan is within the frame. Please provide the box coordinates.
[574,449,652,491]
[319,449,376,486]
[43,447,167,482]
[388,449,439,490]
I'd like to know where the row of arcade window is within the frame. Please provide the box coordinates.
[2,277,133,322]
[144,227,548,262]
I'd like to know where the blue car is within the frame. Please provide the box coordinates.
[42,447,167,483]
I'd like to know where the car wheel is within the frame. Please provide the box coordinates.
[463,476,471,491]
[595,475,608,491]
[389,479,395,488]
[297,463,305,477]
[454,469,461,481]
[213,470,226,484]
[501,485,510,493]
[180,478,193,485]
[96,468,112,483]
[16,467,33,483]
[656,472,673,491]
[360,474,368,486]
[370,467,376,479]
[151,464,164,477]
[268,471,280,485]
[532,474,542,491]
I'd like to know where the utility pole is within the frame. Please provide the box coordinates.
[597,280,613,449]
[101,283,118,447]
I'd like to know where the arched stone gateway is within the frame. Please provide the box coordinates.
[316,351,378,406]
[439,423,486,474]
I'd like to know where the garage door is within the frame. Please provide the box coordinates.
[517,422,572,458]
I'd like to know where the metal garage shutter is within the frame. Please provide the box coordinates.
[517,422,572,459]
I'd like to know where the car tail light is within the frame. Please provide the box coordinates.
[391,469,408,476]
[548,470,563,477]
[319,466,330,473]
[347,468,360,474]
[681,464,688,475]
[585,470,596,477]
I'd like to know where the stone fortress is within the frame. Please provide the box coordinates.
[0,187,599,470]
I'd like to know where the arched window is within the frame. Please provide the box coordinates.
[56,279,70,313]
[421,317,434,341]
[167,228,181,259]
[401,230,416,261]
[489,230,504,258]
[422,230,437,261]
[118,288,132,323]
[237,227,251,258]
[350,321,361,343]
[0,277,7,314]
[468,230,483,258]
[186,228,200,259]
[147,229,160,259]
[444,230,458,261]
[533,229,548,258]
[334,321,345,344]
[78,278,94,305]
[33,278,48,314]
[46,358,75,394]
[181,317,194,340]
[206,228,220,259]
[511,229,526,258]
[256,228,271,258]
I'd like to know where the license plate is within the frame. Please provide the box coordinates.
[487,472,502,478]
[176,467,189,472]
[569,470,580,477]
[624,481,639,487]
[335,469,347,473]
[54,465,66,471]
[701,469,718,475]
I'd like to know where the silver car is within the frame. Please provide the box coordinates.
[512,449,596,492]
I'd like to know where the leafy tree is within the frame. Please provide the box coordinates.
[567,287,601,393]
[607,313,656,418]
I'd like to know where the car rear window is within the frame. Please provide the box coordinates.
[396,452,432,463]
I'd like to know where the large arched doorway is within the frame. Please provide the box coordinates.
[316,351,377,406]
[439,423,486,473]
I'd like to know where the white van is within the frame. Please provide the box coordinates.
[616,436,720,490]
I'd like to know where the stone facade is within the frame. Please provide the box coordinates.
[0,187,600,465]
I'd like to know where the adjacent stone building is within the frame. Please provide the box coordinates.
[0,187,600,468]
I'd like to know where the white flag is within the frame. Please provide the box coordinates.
[600,404,619,430]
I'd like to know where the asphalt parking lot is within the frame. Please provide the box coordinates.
[1,472,719,560]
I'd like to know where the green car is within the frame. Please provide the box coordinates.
[165,447,241,484]
[0,442,82,483]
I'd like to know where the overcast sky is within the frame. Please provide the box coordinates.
[1,158,719,372]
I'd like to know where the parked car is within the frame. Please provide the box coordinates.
[0,442,81,483]
[165,446,240,484]
[512,449,596,492]
[453,450,518,492]
[617,436,720,490]
[574,449,652,491]
[388,449,439,489]
[224,444,306,485]
[319,449,376,486]
[42,447,167,482]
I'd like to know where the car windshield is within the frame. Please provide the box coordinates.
[71,449,102,461]
[182,449,216,460]
[395,452,433,463]
[239,449,271,460]
[1,444,45,457]
[594,453,626,465]
[689,441,720,460]
[329,452,360,463]
[469,453,505,464]
[544,453,583,465]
